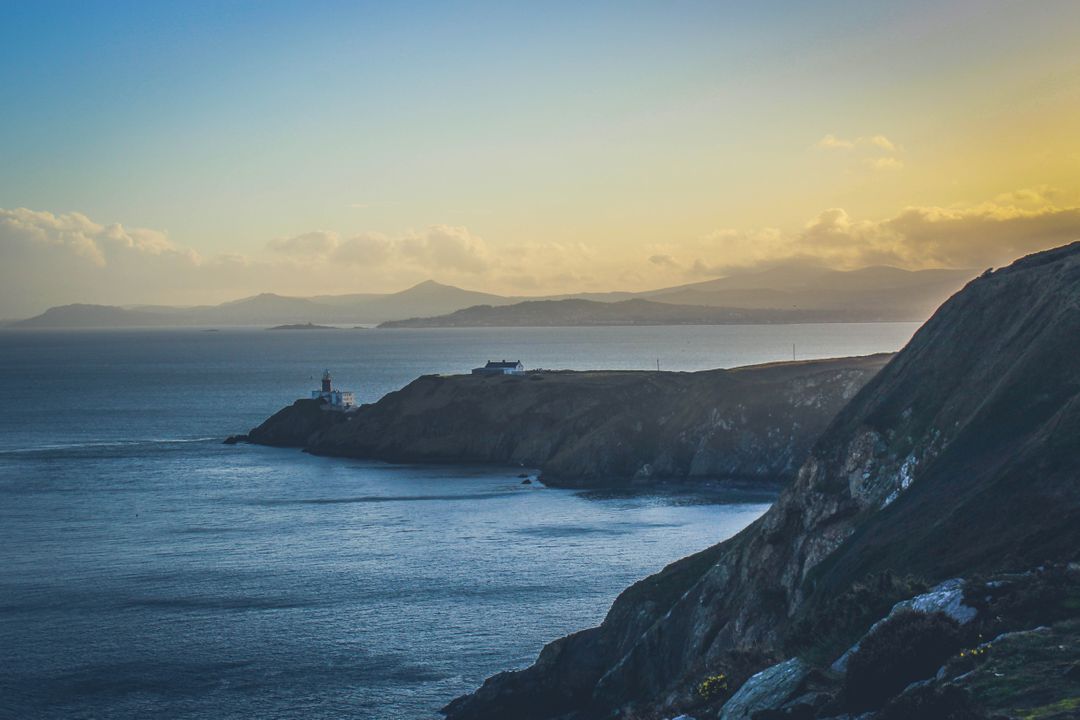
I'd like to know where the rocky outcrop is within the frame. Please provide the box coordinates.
[243,398,349,447]
[243,356,888,488]
[443,242,1080,719]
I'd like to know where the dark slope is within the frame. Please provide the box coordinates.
[243,356,888,488]
[443,242,1080,720]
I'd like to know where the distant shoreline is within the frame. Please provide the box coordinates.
[267,322,339,331]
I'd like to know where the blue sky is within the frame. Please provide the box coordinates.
[2,1,1079,314]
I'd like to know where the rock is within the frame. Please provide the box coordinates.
[521,478,533,485]
[894,579,977,624]
[832,579,978,673]
[245,357,889,488]
[245,398,348,447]
[443,243,1080,720]
[222,434,246,445]
[719,658,810,720]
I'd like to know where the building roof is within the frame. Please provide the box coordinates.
[485,360,523,368]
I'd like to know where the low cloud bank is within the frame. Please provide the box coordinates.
[3,188,1079,317]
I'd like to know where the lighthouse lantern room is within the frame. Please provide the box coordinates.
[311,369,357,409]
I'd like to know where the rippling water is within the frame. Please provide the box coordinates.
[0,324,917,718]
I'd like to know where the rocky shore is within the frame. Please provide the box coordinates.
[233,355,890,489]
[442,242,1080,719]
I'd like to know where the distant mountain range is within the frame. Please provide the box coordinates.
[6,266,976,329]
[378,298,887,327]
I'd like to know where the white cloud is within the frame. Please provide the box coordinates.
[816,133,904,172]
[267,230,341,257]
[0,208,195,269]
[685,191,1080,274]
[400,225,491,274]
[815,134,900,152]
[815,133,856,150]
[269,225,489,273]
[4,189,1079,317]
[866,156,904,171]
[866,135,897,152]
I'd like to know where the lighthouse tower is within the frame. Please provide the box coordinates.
[311,369,356,409]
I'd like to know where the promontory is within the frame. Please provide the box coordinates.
[234,354,890,489]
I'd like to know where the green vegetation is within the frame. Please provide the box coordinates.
[875,683,982,720]
[696,673,729,701]
[786,570,929,664]
[1017,697,1080,720]
[843,610,962,711]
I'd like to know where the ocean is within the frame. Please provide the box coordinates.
[0,324,919,719]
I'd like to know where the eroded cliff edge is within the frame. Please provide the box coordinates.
[442,243,1080,720]
[241,355,890,488]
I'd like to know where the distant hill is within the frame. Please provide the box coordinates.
[643,265,974,318]
[378,295,939,328]
[267,322,339,331]
[9,281,514,328]
[9,266,976,328]
[9,304,169,329]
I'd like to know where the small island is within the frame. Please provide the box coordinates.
[267,322,339,331]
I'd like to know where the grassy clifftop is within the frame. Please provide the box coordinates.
[243,355,889,488]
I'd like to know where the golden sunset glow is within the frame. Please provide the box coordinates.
[2,1,1079,316]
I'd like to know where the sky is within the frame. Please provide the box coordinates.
[2,0,1079,317]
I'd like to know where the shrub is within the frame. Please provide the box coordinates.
[875,683,982,720]
[697,673,729,701]
[843,610,963,711]
[786,571,929,663]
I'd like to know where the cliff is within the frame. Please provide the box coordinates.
[442,242,1080,720]
[242,355,890,488]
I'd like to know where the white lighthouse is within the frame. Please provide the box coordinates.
[311,369,357,409]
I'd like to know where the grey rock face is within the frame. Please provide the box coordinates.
[718,658,809,720]
[444,243,1080,720]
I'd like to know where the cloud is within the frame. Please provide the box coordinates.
[0,208,195,269]
[400,225,491,273]
[267,230,341,257]
[866,135,897,152]
[816,133,855,150]
[5,189,1079,317]
[268,230,393,266]
[866,156,904,171]
[685,190,1080,274]
[648,254,681,269]
[816,133,904,172]
[333,234,394,265]
[0,208,208,316]
[269,225,489,273]
[815,134,900,152]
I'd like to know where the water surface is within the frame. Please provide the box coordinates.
[0,324,917,718]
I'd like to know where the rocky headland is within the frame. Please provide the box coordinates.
[441,242,1080,720]
[236,354,890,488]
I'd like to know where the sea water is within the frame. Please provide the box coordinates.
[0,324,918,718]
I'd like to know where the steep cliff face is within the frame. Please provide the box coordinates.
[443,243,1080,720]
[244,398,348,447]
[244,356,887,488]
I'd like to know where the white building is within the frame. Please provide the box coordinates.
[311,369,357,408]
[471,360,525,375]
